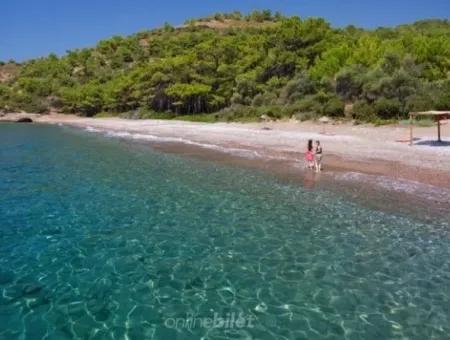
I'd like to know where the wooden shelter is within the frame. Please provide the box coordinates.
[409,111,450,145]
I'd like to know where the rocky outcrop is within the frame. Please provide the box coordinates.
[16,117,33,123]
[0,113,40,123]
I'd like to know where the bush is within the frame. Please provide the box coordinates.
[280,102,305,117]
[288,93,344,119]
[352,100,377,122]
[216,105,260,122]
[7,92,49,113]
[257,105,283,119]
[278,72,317,104]
[94,111,120,118]
[374,97,403,119]
[22,100,48,113]
[323,96,345,117]
[353,97,406,122]
[405,94,434,112]
[251,92,277,106]
[295,95,322,116]
[119,107,172,119]
[335,65,366,100]
[176,113,217,123]
[293,111,315,121]
[434,93,450,110]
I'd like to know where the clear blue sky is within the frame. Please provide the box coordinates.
[1,0,449,62]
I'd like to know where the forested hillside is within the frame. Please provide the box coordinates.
[1,11,450,122]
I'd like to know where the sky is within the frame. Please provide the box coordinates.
[1,0,449,62]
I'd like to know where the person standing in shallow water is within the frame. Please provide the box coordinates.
[314,140,323,172]
[305,139,314,169]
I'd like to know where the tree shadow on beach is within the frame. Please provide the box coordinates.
[414,140,450,147]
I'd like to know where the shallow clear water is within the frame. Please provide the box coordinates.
[1,124,449,340]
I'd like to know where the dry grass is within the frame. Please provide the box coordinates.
[0,63,20,83]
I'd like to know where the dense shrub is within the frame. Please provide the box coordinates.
[373,97,403,119]
[323,96,345,117]
[352,100,377,122]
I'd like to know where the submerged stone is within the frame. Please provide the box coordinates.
[185,277,204,289]
[0,270,14,285]
[22,284,43,296]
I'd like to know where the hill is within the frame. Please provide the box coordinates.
[1,11,449,122]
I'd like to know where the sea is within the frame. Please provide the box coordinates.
[1,123,449,339]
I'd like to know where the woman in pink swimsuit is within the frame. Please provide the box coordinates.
[305,139,314,169]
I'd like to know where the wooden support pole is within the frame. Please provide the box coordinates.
[437,118,441,142]
[409,114,413,146]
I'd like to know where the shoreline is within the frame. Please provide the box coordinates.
[2,113,450,216]
[29,113,450,184]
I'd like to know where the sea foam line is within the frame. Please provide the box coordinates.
[335,171,450,204]
[84,126,262,159]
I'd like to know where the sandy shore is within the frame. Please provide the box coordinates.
[31,113,450,182]
[2,112,450,198]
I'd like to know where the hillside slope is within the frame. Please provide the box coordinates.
[1,11,449,122]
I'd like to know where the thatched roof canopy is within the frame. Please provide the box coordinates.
[410,111,450,119]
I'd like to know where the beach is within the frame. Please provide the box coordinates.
[4,113,449,187]
[3,112,450,217]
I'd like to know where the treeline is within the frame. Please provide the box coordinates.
[1,12,449,122]
[184,10,283,24]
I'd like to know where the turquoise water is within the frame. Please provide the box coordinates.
[1,124,450,340]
